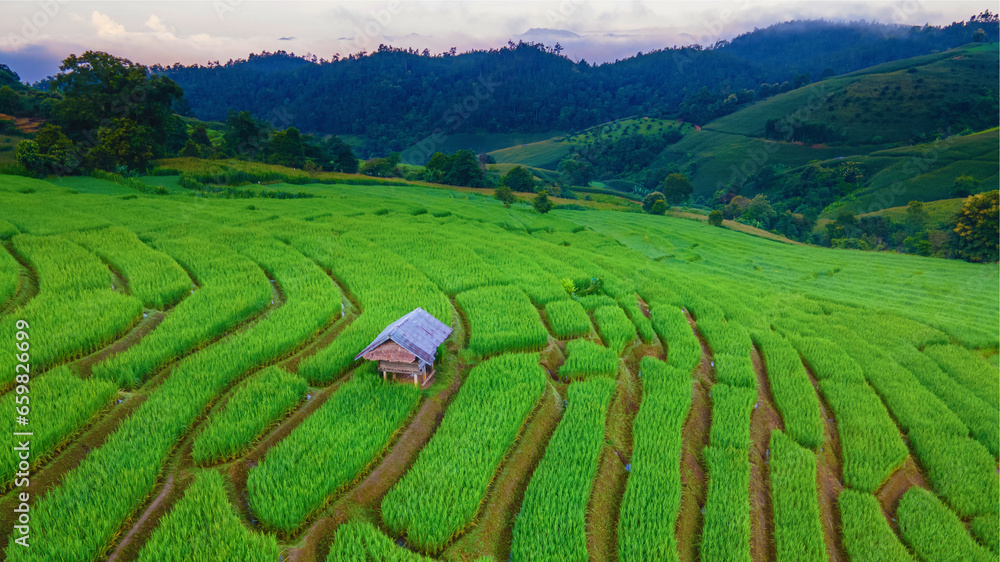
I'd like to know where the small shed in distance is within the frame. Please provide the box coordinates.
[355,307,453,387]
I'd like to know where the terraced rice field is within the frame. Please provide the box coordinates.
[0,172,996,561]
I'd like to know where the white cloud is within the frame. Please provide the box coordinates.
[145,15,172,35]
[91,11,125,37]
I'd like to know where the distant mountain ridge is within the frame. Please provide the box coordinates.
[158,17,998,157]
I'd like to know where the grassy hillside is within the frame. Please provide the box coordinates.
[487,117,686,170]
[821,128,999,216]
[701,44,998,144]
[657,43,998,206]
[857,198,966,226]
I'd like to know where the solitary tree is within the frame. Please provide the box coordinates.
[15,140,44,176]
[224,110,269,158]
[950,190,998,262]
[953,174,980,197]
[533,189,553,214]
[89,118,154,173]
[494,184,516,207]
[180,139,202,158]
[642,191,666,214]
[904,200,928,237]
[190,125,212,147]
[661,173,694,206]
[502,165,536,193]
[708,210,724,226]
[743,194,777,226]
[52,51,184,153]
[0,86,18,114]
[558,155,593,186]
[268,127,306,168]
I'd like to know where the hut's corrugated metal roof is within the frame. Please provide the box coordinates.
[355,307,452,365]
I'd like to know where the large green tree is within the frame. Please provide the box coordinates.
[0,86,19,114]
[223,110,270,158]
[533,189,553,214]
[950,190,999,263]
[661,173,693,206]
[424,150,489,187]
[268,127,306,168]
[558,155,594,187]
[642,191,666,214]
[502,166,536,193]
[88,118,155,173]
[51,51,185,156]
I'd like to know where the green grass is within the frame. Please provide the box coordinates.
[5,226,338,562]
[907,428,999,518]
[456,286,549,356]
[752,330,823,449]
[70,226,191,309]
[618,357,692,562]
[898,487,994,562]
[839,489,914,562]
[511,377,615,561]
[191,366,307,465]
[0,242,18,306]
[381,353,546,553]
[248,372,420,533]
[545,299,592,338]
[971,513,1000,555]
[559,338,619,380]
[0,367,116,486]
[137,471,279,562]
[709,383,756,450]
[593,304,636,354]
[769,429,826,562]
[327,520,434,561]
[650,304,701,373]
[819,379,907,493]
[0,159,997,561]
[700,446,752,562]
[91,237,272,388]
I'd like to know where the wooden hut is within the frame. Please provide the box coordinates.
[355,307,452,387]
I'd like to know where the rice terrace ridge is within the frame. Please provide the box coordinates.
[0,1,997,561]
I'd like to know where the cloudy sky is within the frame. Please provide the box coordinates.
[0,1,993,82]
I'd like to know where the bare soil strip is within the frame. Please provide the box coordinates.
[586,354,643,562]
[675,311,715,561]
[804,362,847,562]
[749,346,784,562]
[876,456,928,535]
[105,475,191,562]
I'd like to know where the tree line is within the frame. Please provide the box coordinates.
[156,17,998,157]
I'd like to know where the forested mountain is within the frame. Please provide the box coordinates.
[160,17,998,157]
